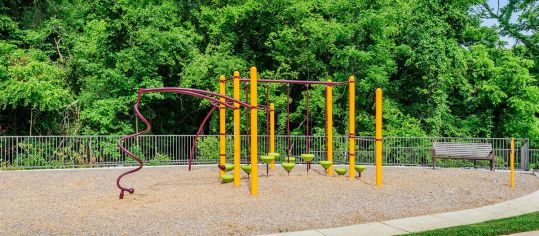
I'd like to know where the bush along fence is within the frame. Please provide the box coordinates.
[0,135,535,170]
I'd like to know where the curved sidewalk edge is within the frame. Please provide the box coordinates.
[261,189,539,236]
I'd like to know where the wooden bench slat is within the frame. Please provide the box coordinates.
[431,142,495,171]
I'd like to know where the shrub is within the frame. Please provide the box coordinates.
[196,136,219,163]
[149,153,171,166]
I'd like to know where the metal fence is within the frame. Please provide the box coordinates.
[531,149,539,170]
[0,135,534,170]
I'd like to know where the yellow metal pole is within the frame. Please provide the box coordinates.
[233,72,241,186]
[327,80,334,176]
[250,67,258,195]
[270,103,275,170]
[510,137,515,188]
[219,75,226,177]
[348,76,356,180]
[375,88,383,187]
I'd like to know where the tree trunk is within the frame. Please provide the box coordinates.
[29,109,33,136]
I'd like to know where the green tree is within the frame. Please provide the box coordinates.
[0,0,536,144]
[0,45,73,135]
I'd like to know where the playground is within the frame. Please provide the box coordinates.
[1,166,538,235]
[116,67,370,199]
[1,66,537,236]
[2,1,539,235]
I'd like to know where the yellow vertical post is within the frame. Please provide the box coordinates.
[250,67,258,195]
[219,75,226,177]
[510,137,515,188]
[348,76,356,180]
[327,80,334,176]
[270,103,275,170]
[233,72,241,186]
[375,88,383,187]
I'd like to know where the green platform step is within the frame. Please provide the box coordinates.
[355,165,366,172]
[282,162,296,173]
[221,174,234,183]
[260,155,275,164]
[335,168,348,175]
[319,160,333,170]
[281,157,296,163]
[241,165,252,175]
[224,163,234,172]
[355,165,367,177]
[268,153,280,159]
[300,154,315,162]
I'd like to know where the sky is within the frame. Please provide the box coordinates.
[481,0,517,47]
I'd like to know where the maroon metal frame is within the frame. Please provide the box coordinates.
[241,77,348,166]
[239,78,348,86]
[325,85,328,162]
[286,84,291,162]
[188,105,218,171]
[117,87,250,199]
[265,83,270,154]
[305,84,311,171]
[117,77,351,199]
[245,83,250,164]
[189,100,268,170]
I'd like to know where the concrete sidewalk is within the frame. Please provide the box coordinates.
[263,189,539,236]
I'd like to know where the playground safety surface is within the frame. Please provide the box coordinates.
[1,166,538,235]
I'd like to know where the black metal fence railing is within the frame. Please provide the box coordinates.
[0,135,534,170]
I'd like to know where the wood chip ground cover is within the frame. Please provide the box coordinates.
[0,166,538,235]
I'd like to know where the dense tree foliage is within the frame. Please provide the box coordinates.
[481,0,538,76]
[0,0,537,141]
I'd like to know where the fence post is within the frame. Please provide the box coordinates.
[16,136,19,167]
[521,139,529,171]
[510,137,515,188]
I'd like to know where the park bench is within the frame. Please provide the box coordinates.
[432,142,496,171]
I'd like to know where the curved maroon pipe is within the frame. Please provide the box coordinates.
[188,105,218,170]
[187,87,270,171]
[116,92,149,199]
[140,87,250,108]
[117,88,252,199]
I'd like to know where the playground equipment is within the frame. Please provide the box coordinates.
[301,154,315,174]
[217,163,234,172]
[282,162,295,175]
[375,88,383,186]
[260,155,274,176]
[116,66,384,199]
[335,167,348,175]
[355,165,367,178]
[320,160,333,175]
[221,174,234,183]
[115,87,252,199]
[241,164,252,178]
